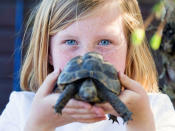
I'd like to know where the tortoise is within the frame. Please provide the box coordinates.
[54,52,132,123]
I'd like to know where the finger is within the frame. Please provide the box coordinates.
[43,93,61,106]
[64,103,106,116]
[62,108,96,115]
[118,72,144,93]
[45,95,93,115]
[79,117,107,123]
[37,69,60,97]
[90,106,106,116]
[45,94,90,109]
[95,103,120,116]
[118,89,139,108]
[65,99,92,109]
[71,114,106,120]
[95,103,111,112]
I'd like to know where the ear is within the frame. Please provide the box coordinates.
[49,54,53,65]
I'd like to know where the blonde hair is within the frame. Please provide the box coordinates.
[20,0,159,92]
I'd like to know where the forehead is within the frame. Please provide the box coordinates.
[56,1,123,36]
[78,0,122,25]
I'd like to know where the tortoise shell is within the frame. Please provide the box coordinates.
[57,52,121,95]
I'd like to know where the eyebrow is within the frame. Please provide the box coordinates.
[53,33,79,40]
[95,33,121,42]
[56,29,122,42]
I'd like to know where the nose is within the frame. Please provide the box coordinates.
[79,44,96,56]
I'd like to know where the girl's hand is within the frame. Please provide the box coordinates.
[96,72,156,131]
[24,70,106,131]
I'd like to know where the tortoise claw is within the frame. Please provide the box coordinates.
[108,114,119,124]
[53,105,63,115]
[122,111,133,124]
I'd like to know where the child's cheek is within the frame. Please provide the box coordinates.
[101,43,127,73]
[53,50,126,73]
[52,52,75,71]
[103,53,126,73]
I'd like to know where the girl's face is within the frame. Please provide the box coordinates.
[49,2,127,73]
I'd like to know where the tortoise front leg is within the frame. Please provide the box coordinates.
[98,87,132,123]
[54,84,78,114]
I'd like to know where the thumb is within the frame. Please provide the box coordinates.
[36,69,61,98]
[118,72,143,93]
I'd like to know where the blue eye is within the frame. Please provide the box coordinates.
[99,40,110,46]
[65,40,77,45]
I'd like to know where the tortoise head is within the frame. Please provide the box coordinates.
[83,52,103,62]
[78,79,99,102]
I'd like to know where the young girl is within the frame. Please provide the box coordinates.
[0,0,175,131]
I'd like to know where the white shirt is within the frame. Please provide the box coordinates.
[0,91,175,131]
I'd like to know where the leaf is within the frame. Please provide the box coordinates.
[152,1,165,19]
[131,28,145,46]
[150,33,162,50]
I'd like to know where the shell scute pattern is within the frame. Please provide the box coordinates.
[55,52,132,123]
